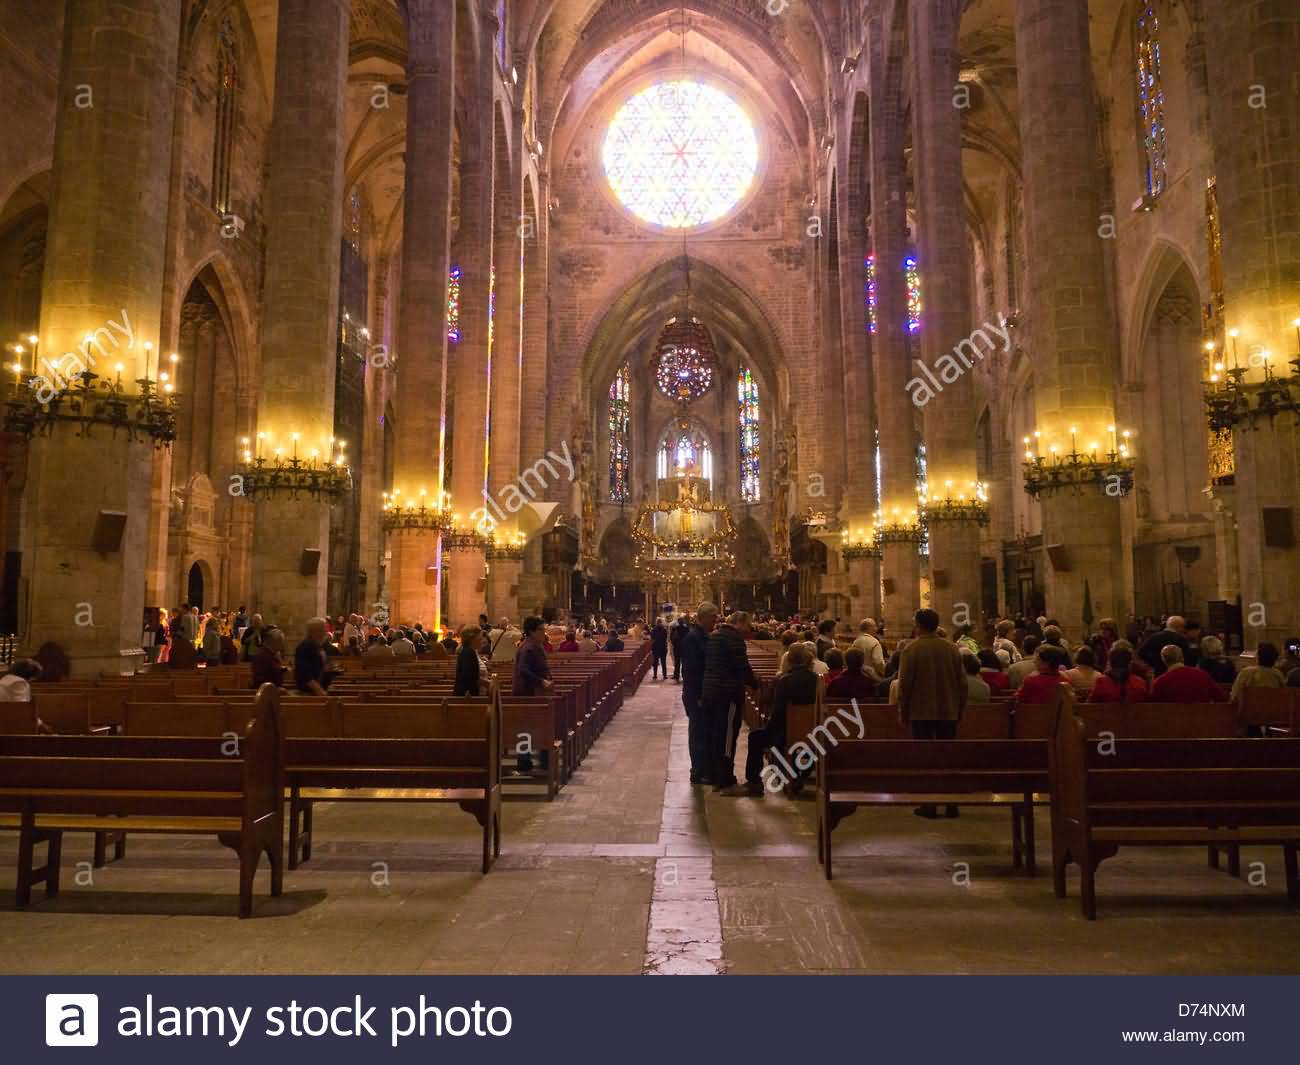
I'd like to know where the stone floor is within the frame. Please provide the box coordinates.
[1,679,1296,974]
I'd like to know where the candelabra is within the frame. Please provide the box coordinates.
[1021,426,1136,499]
[381,490,447,532]
[839,526,883,561]
[236,433,351,503]
[1203,323,1300,433]
[873,512,927,547]
[485,532,527,561]
[920,480,991,526]
[4,334,179,446]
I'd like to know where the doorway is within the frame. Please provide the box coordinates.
[187,561,205,611]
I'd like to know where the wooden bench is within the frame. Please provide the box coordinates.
[284,693,501,873]
[1049,692,1300,919]
[0,683,284,917]
[1241,687,1300,735]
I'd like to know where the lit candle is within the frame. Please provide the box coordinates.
[1108,424,1117,453]
[291,431,299,459]
[256,431,266,459]
[1294,318,1300,352]
[114,362,123,386]
[144,341,153,380]
[1069,426,1078,454]
[1229,328,1240,369]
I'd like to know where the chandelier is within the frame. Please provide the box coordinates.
[237,432,352,503]
[1021,426,1136,499]
[631,495,737,553]
[920,479,991,526]
[652,316,717,403]
[4,334,179,446]
[1203,325,1300,433]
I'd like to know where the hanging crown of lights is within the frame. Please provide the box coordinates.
[652,315,718,403]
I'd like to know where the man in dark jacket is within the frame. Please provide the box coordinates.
[670,616,689,681]
[650,619,670,679]
[680,604,719,785]
[511,616,552,696]
[701,611,759,793]
[1137,615,1190,676]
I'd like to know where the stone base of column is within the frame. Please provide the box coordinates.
[881,543,921,644]
[845,557,882,623]
[252,495,329,636]
[1040,493,1124,640]
[487,557,521,623]
[388,527,440,628]
[926,525,983,633]
[22,434,152,677]
[446,545,488,629]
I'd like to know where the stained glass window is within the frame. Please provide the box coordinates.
[602,81,759,229]
[608,364,631,502]
[658,426,711,481]
[447,266,462,343]
[738,367,761,503]
[864,254,877,334]
[905,255,922,333]
[212,18,238,215]
[1136,6,1168,199]
[488,265,496,347]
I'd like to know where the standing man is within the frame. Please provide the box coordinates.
[680,604,719,786]
[669,616,689,681]
[897,608,966,818]
[512,616,553,696]
[650,618,670,680]
[701,610,759,794]
[851,619,887,677]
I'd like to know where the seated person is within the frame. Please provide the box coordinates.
[825,647,877,701]
[1149,644,1226,702]
[1016,646,1071,704]
[1086,648,1148,703]
[251,627,288,689]
[744,643,820,796]
[963,652,991,702]
[1197,635,1237,686]
[822,648,845,685]
[0,657,42,702]
[1228,641,1287,705]
[602,630,625,652]
[977,649,1010,693]
[1062,645,1100,696]
[557,629,580,652]
[578,630,599,652]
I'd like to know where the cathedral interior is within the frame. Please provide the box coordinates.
[2,0,1297,660]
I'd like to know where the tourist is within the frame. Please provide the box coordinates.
[251,628,287,689]
[953,624,980,658]
[233,605,249,636]
[1041,625,1073,667]
[578,629,599,652]
[201,613,222,667]
[294,618,341,695]
[1182,621,1204,667]
[0,658,42,702]
[992,619,1020,663]
[805,641,829,676]
[852,619,887,676]
[602,629,625,652]
[1016,646,1071,705]
[1137,615,1189,676]
[824,647,875,700]
[490,618,520,661]
[669,616,688,681]
[440,629,459,655]
[391,629,416,657]
[1062,645,1100,696]
[820,647,843,685]
[898,608,966,818]
[1228,642,1286,705]
[962,652,990,703]
[240,613,266,661]
[512,616,553,697]
[179,603,199,645]
[455,625,487,696]
[1007,635,1041,689]
[977,649,1010,693]
[1085,647,1148,703]
[557,629,580,653]
[681,603,719,786]
[1149,645,1226,702]
[743,642,819,796]
[1196,636,1236,688]
[650,619,669,678]
[701,610,759,794]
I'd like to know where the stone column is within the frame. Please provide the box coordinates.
[357,253,390,617]
[867,17,921,640]
[250,0,350,634]
[910,0,983,631]
[1203,1,1300,643]
[834,107,881,624]
[444,8,497,629]
[22,0,180,674]
[389,0,457,629]
[1014,0,1124,633]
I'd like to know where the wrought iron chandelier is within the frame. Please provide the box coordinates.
[1203,325,1300,433]
[237,432,351,503]
[1021,426,1136,499]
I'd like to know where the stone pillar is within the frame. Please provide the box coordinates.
[445,8,497,629]
[910,0,983,630]
[358,253,390,617]
[389,0,457,629]
[22,0,180,674]
[867,17,921,640]
[1203,1,1300,643]
[250,0,349,634]
[1014,0,1124,633]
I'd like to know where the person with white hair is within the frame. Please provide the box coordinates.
[851,618,887,677]
[294,617,341,695]
[1137,614,1189,677]
[804,640,829,675]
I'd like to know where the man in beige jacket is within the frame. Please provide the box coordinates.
[897,607,967,819]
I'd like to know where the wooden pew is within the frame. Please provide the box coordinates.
[0,684,284,917]
[816,710,1049,880]
[284,693,501,873]
[1048,692,1300,919]
[1241,687,1300,735]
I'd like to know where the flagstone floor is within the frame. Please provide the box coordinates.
[1,678,1296,975]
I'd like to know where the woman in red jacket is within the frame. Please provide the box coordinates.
[1085,647,1149,703]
